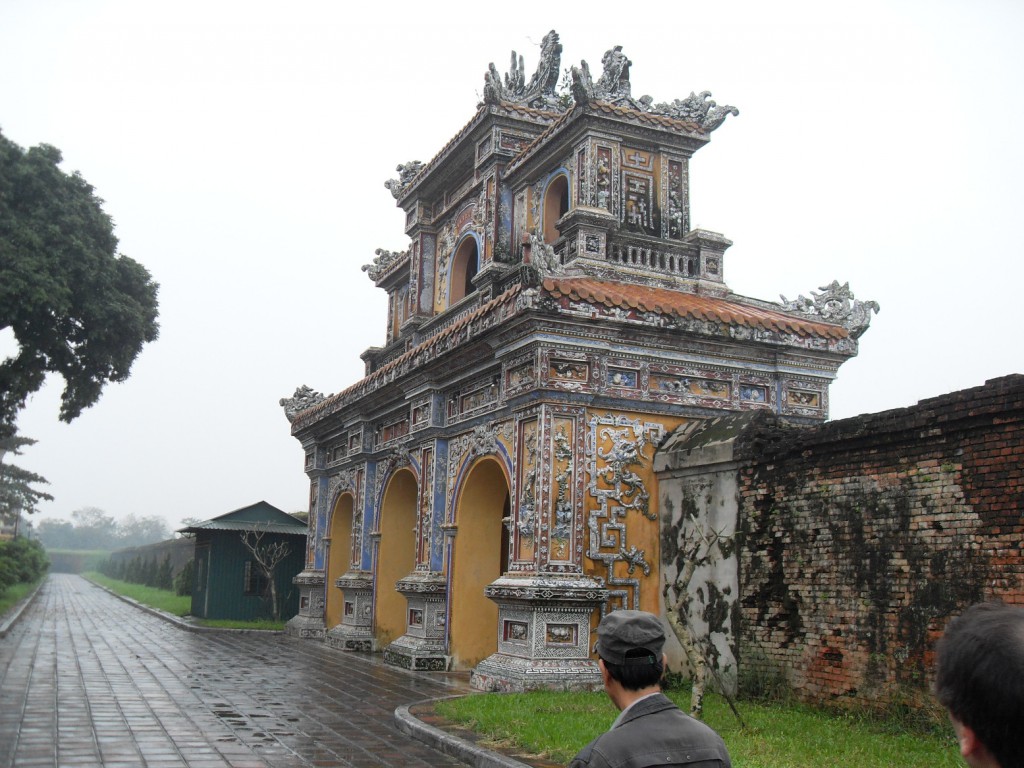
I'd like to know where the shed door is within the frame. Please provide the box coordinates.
[193,543,211,618]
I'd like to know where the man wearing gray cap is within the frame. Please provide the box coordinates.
[569,610,732,768]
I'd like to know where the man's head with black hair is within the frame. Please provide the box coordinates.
[595,610,667,692]
[935,601,1024,768]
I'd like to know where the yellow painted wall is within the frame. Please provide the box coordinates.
[375,469,417,646]
[450,458,508,668]
[325,494,353,630]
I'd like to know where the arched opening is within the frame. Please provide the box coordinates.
[543,174,570,244]
[449,237,479,305]
[374,469,417,647]
[325,493,353,631]
[450,458,510,668]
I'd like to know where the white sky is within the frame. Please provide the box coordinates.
[2,0,1022,531]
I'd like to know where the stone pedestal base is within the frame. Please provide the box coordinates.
[328,570,374,651]
[382,570,451,672]
[325,622,373,652]
[287,569,326,640]
[471,654,601,691]
[383,635,451,671]
[285,614,326,640]
[471,574,608,691]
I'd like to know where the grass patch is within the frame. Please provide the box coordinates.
[192,618,286,631]
[0,575,45,618]
[84,573,283,630]
[84,572,191,616]
[435,688,961,767]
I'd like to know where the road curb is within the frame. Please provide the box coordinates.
[395,697,533,768]
[0,574,47,638]
[84,578,285,635]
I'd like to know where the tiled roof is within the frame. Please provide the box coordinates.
[541,277,849,339]
[395,102,561,202]
[585,100,704,133]
[289,276,849,433]
[289,285,524,432]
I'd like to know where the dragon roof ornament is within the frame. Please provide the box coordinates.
[780,280,880,339]
[362,248,408,282]
[481,30,566,111]
[384,161,424,200]
[570,43,738,132]
[280,385,329,423]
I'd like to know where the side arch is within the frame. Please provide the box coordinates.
[374,467,418,646]
[325,492,354,631]
[449,457,510,668]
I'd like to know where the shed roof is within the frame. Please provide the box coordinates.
[178,501,307,536]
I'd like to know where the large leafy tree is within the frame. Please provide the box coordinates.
[0,128,159,438]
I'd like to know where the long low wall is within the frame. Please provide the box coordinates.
[736,375,1023,708]
[106,537,195,577]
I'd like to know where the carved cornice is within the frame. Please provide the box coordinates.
[483,575,608,605]
[395,573,449,595]
[335,571,374,591]
[292,570,325,587]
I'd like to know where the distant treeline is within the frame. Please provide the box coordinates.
[36,507,173,551]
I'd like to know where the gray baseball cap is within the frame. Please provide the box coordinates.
[595,610,665,665]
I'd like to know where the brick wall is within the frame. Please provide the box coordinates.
[735,375,1023,709]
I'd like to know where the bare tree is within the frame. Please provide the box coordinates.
[239,526,291,621]
[663,513,744,725]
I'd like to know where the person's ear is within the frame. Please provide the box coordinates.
[952,718,990,765]
[958,723,979,758]
[598,657,611,685]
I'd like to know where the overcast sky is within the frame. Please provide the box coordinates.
[2,0,1022,532]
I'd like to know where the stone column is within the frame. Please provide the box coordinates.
[325,571,374,651]
[470,575,606,691]
[382,571,450,670]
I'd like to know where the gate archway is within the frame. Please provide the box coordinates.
[374,469,417,647]
[450,457,510,668]
[325,492,353,631]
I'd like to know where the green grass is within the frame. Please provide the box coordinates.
[84,572,191,616]
[83,573,284,630]
[435,688,961,767]
[192,618,286,631]
[0,575,45,618]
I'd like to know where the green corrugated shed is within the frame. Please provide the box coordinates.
[179,501,307,621]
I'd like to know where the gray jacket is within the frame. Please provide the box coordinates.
[568,693,731,768]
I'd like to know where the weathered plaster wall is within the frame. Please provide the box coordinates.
[655,416,746,694]
[736,375,1023,709]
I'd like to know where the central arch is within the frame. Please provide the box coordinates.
[449,458,510,668]
[543,173,570,244]
[449,235,479,305]
[325,492,353,631]
[374,469,417,647]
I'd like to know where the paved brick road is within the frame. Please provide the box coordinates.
[0,574,470,768]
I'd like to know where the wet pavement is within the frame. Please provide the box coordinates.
[0,574,474,767]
